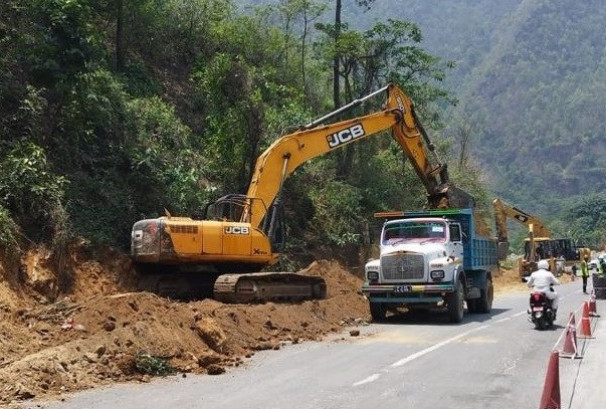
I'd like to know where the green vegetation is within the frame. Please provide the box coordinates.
[0,0,487,269]
[134,352,174,376]
[2,0,602,267]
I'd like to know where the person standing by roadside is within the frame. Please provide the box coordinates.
[571,264,578,281]
[581,258,589,294]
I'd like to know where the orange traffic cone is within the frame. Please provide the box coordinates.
[539,350,561,409]
[589,290,599,317]
[559,313,581,359]
[578,301,594,339]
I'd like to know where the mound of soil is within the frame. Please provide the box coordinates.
[0,243,369,405]
[0,242,533,406]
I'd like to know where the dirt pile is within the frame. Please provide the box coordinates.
[0,243,537,406]
[0,244,369,405]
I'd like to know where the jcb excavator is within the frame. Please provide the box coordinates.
[131,83,472,303]
[492,198,579,280]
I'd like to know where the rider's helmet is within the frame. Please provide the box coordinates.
[537,259,550,270]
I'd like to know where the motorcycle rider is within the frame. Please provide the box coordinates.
[527,259,560,318]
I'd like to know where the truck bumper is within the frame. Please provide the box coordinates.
[361,283,454,304]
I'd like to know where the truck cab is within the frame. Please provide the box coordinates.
[368,218,463,283]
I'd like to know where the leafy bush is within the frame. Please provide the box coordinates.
[0,205,20,255]
[126,97,213,215]
[134,352,174,376]
[308,178,364,246]
[0,142,69,243]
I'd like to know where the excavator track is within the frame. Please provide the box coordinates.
[213,272,327,303]
[135,263,219,300]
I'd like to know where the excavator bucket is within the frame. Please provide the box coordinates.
[427,185,475,210]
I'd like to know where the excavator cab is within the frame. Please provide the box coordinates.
[197,194,251,222]
[198,194,287,253]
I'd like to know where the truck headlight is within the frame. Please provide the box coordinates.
[367,271,379,281]
[430,270,445,280]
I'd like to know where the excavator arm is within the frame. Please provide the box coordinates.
[492,197,551,258]
[245,84,472,230]
[492,197,557,279]
[492,198,550,240]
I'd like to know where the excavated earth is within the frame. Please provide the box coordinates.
[0,242,549,407]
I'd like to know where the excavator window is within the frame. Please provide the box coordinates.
[202,194,251,222]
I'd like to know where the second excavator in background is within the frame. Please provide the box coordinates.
[131,83,472,303]
[492,197,587,280]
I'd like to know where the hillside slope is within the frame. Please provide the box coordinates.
[453,0,606,213]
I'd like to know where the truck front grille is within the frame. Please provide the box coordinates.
[381,253,425,280]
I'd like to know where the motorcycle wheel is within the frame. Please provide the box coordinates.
[534,316,548,330]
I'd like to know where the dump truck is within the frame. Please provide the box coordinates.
[362,208,499,323]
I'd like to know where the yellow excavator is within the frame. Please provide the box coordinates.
[492,198,581,280]
[131,84,472,302]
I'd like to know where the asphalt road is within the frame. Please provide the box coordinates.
[32,281,592,409]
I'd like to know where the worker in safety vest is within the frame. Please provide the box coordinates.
[580,259,589,294]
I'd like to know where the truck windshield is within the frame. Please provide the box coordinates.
[383,221,446,244]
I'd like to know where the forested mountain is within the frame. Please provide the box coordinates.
[0,0,485,270]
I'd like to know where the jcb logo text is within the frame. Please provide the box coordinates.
[225,226,250,235]
[327,124,366,149]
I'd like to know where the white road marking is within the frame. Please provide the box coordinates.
[512,310,527,317]
[353,373,382,386]
[352,309,534,387]
[352,324,488,386]
[390,325,488,367]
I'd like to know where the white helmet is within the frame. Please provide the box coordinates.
[537,259,550,270]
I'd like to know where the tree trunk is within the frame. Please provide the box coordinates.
[333,0,341,109]
[115,0,125,72]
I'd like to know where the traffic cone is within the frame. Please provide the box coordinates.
[538,350,561,409]
[578,301,594,339]
[559,313,581,359]
[589,290,599,317]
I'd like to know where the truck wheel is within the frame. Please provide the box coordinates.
[370,302,387,322]
[477,277,493,313]
[447,279,465,323]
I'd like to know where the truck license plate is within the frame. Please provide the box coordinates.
[394,285,412,293]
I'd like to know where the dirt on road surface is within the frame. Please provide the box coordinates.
[0,242,549,406]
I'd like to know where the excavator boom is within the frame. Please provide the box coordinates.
[245,84,471,229]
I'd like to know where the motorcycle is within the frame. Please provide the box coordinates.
[528,290,556,330]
